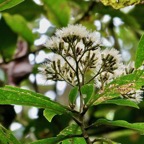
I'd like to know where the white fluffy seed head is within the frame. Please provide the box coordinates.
[55,24,89,39]
[39,23,142,106]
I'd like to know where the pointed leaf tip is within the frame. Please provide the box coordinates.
[135,34,144,68]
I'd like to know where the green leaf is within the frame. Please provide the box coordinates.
[62,138,86,144]
[92,70,144,105]
[0,18,17,60]
[4,0,45,21]
[44,109,62,122]
[59,124,84,144]
[59,124,81,136]
[92,84,121,105]
[81,84,94,105]
[93,91,120,105]
[96,118,144,135]
[30,124,83,144]
[69,86,78,106]
[42,0,70,26]
[102,99,139,109]
[135,34,144,68]
[3,13,35,44]
[30,135,65,144]
[100,0,141,9]
[0,85,69,114]
[0,125,21,144]
[108,70,144,88]
[0,0,24,11]
[89,93,102,105]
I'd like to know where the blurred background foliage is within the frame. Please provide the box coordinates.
[0,0,144,143]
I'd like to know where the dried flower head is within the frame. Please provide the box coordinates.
[124,61,135,74]
[94,48,124,88]
[40,24,103,85]
[39,24,143,103]
[55,24,89,39]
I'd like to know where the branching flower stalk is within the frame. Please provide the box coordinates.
[39,24,143,144]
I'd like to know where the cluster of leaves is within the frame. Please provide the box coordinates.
[1,69,144,144]
[0,0,144,144]
[0,30,144,144]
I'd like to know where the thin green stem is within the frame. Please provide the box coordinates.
[65,40,93,144]
[58,73,74,87]
[85,121,101,130]
[69,41,84,113]
[77,49,88,63]
[61,55,76,73]
[75,59,84,113]
[77,47,98,63]
[49,47,76,73]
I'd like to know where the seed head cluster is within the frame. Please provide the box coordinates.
[39,24,143,103]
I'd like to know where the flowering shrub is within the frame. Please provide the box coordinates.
[39,24,143,104]
[0,24,144,144]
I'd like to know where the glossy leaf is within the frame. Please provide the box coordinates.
[0,85,69,114]
[31,124,83,144]
[135,34,144,68]
[0,125,21,144]
[93,90,120,105]
[30,135,85,144]
[58,124,85,144]
[96,119,144,135]
[4,0,45,21]
[102,99,139,109]
[0,0,24,11]
[60,125,86,143]
[100,0,141,9]
[44,109,62,122]
[62,138,86,144]
[30,136,65,144]
[68,86,78,106]
[81,84,94,105]
[42,0,70,26]
[59,124,81,136]
[3,13,35,44]
[93,70,144,105]
[108,70,144,88]
[89,93,102,105]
